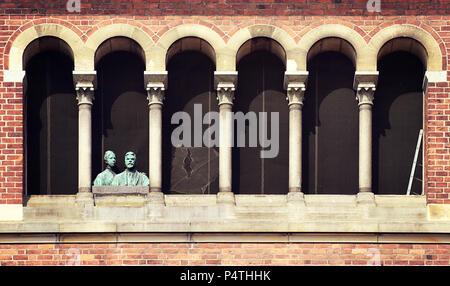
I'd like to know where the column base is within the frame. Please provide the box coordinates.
[217,191,235,205]
[287,191,305,205]
[356,191,376,206]
[147,191,165,205]
[76,191,94,207]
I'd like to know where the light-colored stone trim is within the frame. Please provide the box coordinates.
[297,24,369,71]
[227,24,298,71]
[428,204,450,220]
[2,70,25,82]
[5,22,445,76]
[368,24,443,71]
[84,23,154,70]
[0,205,23,221]
[152,24,227,71]
[1,232,450,244]
[11,194,450,234]
[8,23,84,71]
[424,71,447,83]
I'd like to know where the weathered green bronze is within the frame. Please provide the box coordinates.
[93,150,117,186]
[111,151,149,186]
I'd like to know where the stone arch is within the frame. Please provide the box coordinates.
[165,37,216,68]
[151,24,226,71]
[368,24,443,71]
[297,24,369,71]
[85,23,154,71]
[227,24,297,71]
[6,23,84,72]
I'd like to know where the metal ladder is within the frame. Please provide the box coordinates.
[406,129,423,195]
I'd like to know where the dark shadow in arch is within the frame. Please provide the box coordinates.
[25,50,77,195]
[373,51,425,195]
[303,51,358,194]
[92,51,148,178]
[233,50,288,194]
[163,51,218,195]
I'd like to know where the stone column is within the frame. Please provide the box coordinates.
[354,72,378,202]
[73,71,96,205]
[145,72,167,204]
[284,72,308,203]
[214,72,237,204]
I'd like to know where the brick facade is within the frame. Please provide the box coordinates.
[0,0,449,266]
[0,243,449,266]
[0,0,448,16]
[0,81,22,205]
[1,13,449,205]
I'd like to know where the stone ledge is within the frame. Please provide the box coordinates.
[92,186,149,196]
[1,220,450,234]
[1,232,450,244]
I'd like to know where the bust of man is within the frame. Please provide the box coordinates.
[111,151,149,186]
[93,150,117,186]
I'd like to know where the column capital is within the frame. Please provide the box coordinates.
[286,83,306,106]
[214,72,237,106]
[146,83,165,106]
[355,83,376,106]
[73,71,96,105]
[284,71,308,107]
[216,83,235,106]
[353,71,378,107]
[144,71,167,106]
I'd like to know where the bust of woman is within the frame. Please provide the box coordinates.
[93,150,117,186]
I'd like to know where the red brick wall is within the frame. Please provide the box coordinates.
[0,77,23,205]
[0,4,449,205]
[426,81,450,204]
[0,0,448,16]
[0,243,448,266]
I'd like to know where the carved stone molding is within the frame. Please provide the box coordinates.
[353,71,378,107]
[286,83,306,106]
[146,83,165,105]
[216,83,235,106]
[284,71,308,107]
[214,71,237,107]
[75,84,95,105]
[355,84,376,106]
[144,71,167,106]
[73,71,96,106]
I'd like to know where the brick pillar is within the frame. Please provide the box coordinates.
[0,70,26,221]
[423,71,450,219]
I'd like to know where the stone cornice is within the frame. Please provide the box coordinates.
[283,71,309,90]
[214,71,238,90]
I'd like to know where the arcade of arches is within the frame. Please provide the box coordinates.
[23,35,426,199]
